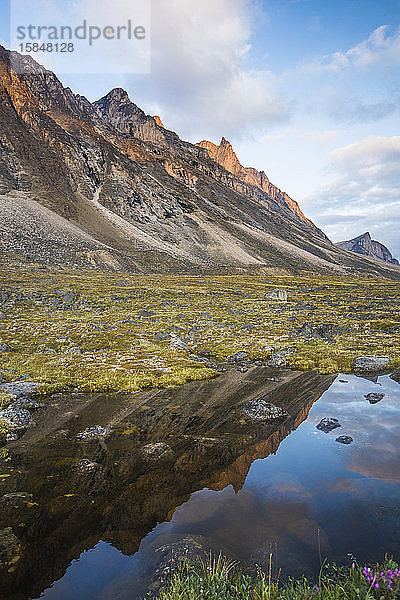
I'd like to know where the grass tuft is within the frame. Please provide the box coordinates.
[156,555,400,600]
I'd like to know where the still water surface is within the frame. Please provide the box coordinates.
[38,373,400,600]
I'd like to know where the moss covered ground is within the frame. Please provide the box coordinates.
[0,258,399,394]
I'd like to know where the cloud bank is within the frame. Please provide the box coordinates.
[134,0,290,139]
[304,136,400,257]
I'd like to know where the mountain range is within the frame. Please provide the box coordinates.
[0,45,399,278]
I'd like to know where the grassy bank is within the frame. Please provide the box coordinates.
[156,556,400,600]
[0,257,399,394]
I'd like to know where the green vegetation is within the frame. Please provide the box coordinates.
[156,555,400,600]
[0,258,399,394]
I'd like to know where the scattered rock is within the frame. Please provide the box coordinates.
[9,398,42,411]
[365,392,385,404]
[227,351,249,364]
[267,350,292,368]
[384,326,400,334]
[298,323,349,342]
[0,381,39,398]
[316,418,341,433]
[336,436,353,444]
[67,346,82,355]
[353,356,390,373]
[389,369,400,383]
[74,459,100,473]
[0,343,12,353]
[264,289,287,301]
[62,291,79,306]
[137,310,155,318]
[76,426,110,441]
[169,334,190,352]
[243,399,289,421]
[154,331,171,341]
[53,429,70,439]
[0,407,31,431]
[141,442,173,460]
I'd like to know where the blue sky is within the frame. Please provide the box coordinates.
[1,0,399,255]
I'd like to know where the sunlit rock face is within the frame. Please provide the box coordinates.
[196,137,311,224]
[1,45,399,277]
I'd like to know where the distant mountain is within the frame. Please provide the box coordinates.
[336,233,399,266]
[0,45,399,278]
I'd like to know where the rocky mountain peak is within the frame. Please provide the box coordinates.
[153,115,164,128]
[196,137,311,225]
[356,232,372,242]
[336,232,399,265]
[99,87,131,105]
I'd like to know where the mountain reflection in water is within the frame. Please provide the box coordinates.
[0,368,399,600]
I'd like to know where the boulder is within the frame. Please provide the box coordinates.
[0,344,12,353]
[0,407,31,431]
[353,356,390,373]
[74,459,100,473]
[336,435,353,444]
[298,323,349,341]
[227,351,249,364]
[141,442,173,460]
[0,381,39,398]
[137,310,155,318]
[364,392,385,404]
[316,417,341,433]
[264,289,287,301]
[169,334,190,352]
[389,369,400,383]
[0,493,38,525]
[8,398,42,411]
[243,399,289,421]
[267,350,292,368]
[66,346,82,355]
[76,425,110,441]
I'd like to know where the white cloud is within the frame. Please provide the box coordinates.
[312,25,400,72]
[129,0,289,139]
[304,136,400,257]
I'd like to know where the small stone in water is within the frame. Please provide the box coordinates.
[336,435,353,444]
[365,392,385,404]
[316,418,341,433]
[243,399,289,421]
[76,426,110,440]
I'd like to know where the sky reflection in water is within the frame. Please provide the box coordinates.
[40,374,400,599]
